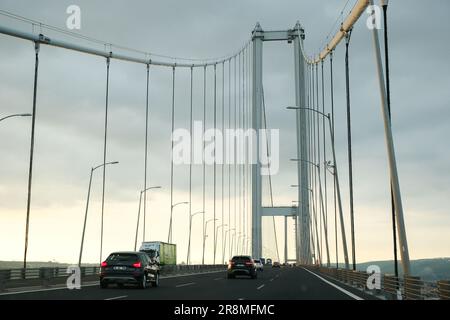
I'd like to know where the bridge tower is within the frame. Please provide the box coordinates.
[251,23,310,264]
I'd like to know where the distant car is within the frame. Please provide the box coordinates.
[100,251,160,289]
[254,259,264,271]
[227,255,257,279]
[266,258,273,265]
[272,261,281,268]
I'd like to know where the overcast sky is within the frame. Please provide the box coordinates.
[0,0,449,267]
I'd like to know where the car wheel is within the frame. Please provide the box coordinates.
[100,281,108,289]
[151,273,159,287]
[139,274,147,289]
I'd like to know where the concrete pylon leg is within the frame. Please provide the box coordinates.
[251,23,263,260]
[293,22,310,264]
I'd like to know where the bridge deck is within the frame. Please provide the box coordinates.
[0,267,377,300]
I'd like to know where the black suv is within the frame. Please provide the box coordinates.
[227,255,257,279]
[100,251,160,289]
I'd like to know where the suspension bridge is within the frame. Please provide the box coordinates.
[1,0,447,301]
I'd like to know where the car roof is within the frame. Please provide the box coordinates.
[109,251,142,255]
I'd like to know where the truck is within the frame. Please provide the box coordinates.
[139,241,176,266]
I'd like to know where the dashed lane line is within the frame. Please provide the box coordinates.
[175,282,196,288]
[104,295,127,300]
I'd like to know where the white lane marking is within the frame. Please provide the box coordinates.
[0,285,95,296]
[269,278,274,282]
[104,295,127,300]
[0,270,225,296]
[256,284,265,290]
[238,298,244,300]
[176,282,196,288]
[301,267,364,300]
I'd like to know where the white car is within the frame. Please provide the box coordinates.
[254,259,264,271]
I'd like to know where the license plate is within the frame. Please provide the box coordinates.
[236,264,244,267]
[113,266,126,270]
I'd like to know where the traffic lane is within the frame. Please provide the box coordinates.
[125,267,281,300]
[170,266,360,300]
[0,267,379,300]
[0,268,279,300]
[156,267,375,300]
[251,267,356,300]
[0,270,226,300]
[299,267,379,300]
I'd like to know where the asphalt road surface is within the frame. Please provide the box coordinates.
[0,267,378,300]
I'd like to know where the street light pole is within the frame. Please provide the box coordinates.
[236,232,243,255]
[222,229,230,264]
[134,186,162,251]
[291,185,322,265]
[203,218,217,264]
[291,159,330,267]
[187,211,203,264]
[225,228,235,263]
[230,230,236,258]
[287,106,349,269]
[79,161,119,266]
[167,201,188,243]
[214,224,227,264]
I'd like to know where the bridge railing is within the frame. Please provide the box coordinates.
[305,265,450,300]
[0,264,226,291]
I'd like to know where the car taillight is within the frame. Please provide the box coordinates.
[133,261,142,268]
[101,261,107,267]
[228,260,235,268]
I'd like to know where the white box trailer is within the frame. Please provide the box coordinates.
[139,241,176,265]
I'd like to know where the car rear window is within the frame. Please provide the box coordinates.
[254,260,261,263]
[107,253,139,263]
[232,256,252,262]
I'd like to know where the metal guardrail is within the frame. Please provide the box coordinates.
[306,265,449,300]
[0,264,226,291]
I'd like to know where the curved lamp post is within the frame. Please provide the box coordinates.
[134,186,162,250]
[203,218,217,264]
[0,113,32,122]
[78,161,119,266]
[290,158,330,267]
[187,211,203,264]
[287,106,349,269]
[168,201,189,243]
[214,224,227,264]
